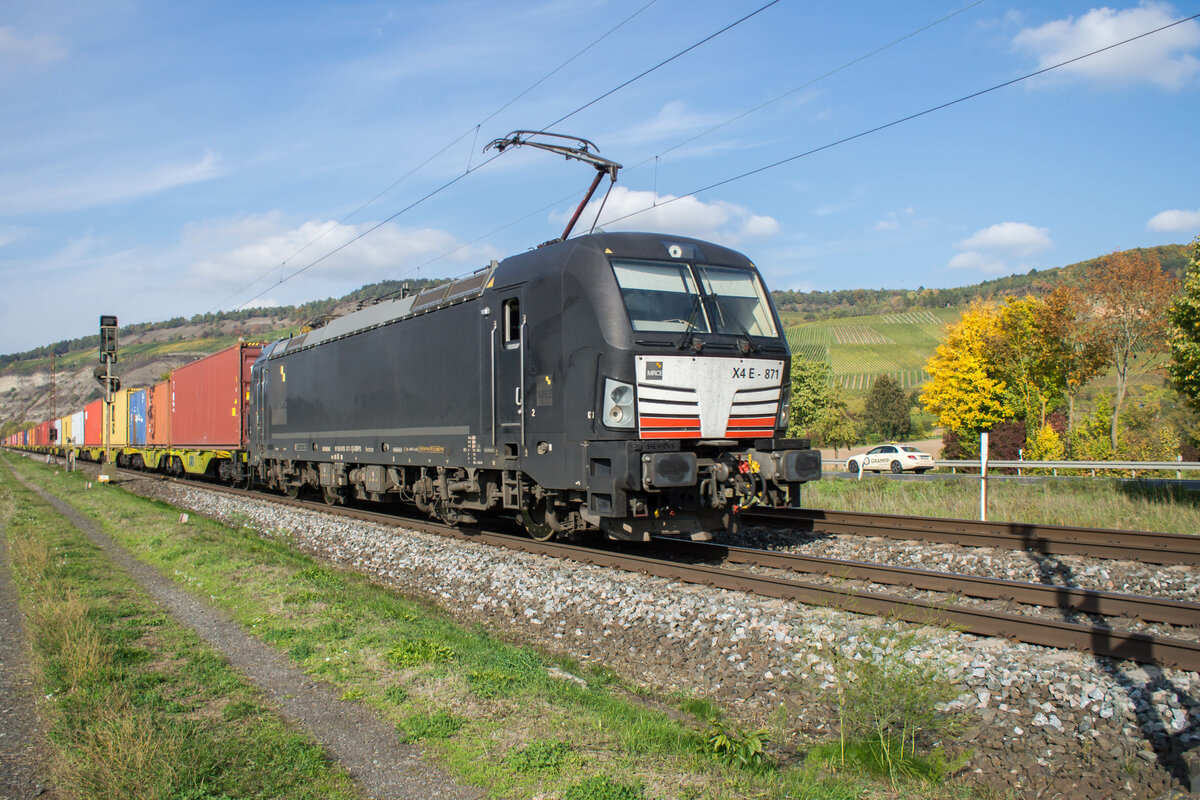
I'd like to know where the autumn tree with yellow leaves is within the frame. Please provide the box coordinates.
[920,301,1012,435]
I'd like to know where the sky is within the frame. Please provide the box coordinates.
[2,0,1199,354]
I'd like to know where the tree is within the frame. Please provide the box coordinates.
[787,357,857,453]
[787,357,835,437]
[1085,249,1176,450]
[1168,236,1200,414]
[920,301,1011,435]
[863,375,911,441]
[990,297,1064,429]
[1038,285,1107,436]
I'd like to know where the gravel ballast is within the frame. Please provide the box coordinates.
[135,477,1199,800]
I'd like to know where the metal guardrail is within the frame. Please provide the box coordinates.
[823,458,1200,478]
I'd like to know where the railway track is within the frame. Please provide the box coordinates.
[743,507,1200,566]
[119,470,1200,672]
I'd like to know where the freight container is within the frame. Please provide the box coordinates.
[70,411,84,447]
[36,420,50,447]
[170,344,262,448]
[128,388,148,446]
[106,388,136,447]
[84,400,102,446]
[58,414,71,448]
[148,381,171,446]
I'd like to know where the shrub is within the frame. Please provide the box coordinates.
[702,718,770,770]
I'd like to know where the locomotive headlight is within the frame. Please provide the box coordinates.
[778,380,791,430]
[602,378,635,429]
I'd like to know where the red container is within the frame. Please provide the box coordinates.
[170,343,262,448]
[148,381,171,446]
[84,400,103,446]
[35,420,49,447]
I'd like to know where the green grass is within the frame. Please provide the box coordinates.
[4,453,997,799]
[806,474,1200,535]
[0,461,365,800]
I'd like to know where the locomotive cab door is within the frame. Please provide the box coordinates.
[494,292,526,461]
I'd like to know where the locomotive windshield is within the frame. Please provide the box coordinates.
[611,259,778,337]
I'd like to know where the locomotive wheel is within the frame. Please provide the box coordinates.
[323,488,342,506]
[521,508,556,542]
[285,484,301,499]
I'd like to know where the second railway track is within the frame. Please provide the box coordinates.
[120,469,1200,672]
[745,507,1200,566]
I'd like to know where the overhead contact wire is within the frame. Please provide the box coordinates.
[213,0,663,312]
[542,0,783,132]
[637,0,987,168]
[598,12,1200,229]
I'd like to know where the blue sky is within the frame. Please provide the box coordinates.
[2,0,1199,354]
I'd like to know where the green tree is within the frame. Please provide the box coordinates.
[862,375,911,441]
[1168,236,1200,414]
[786,357,857,452]
[787,357,835,437]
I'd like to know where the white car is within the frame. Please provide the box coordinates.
[846,444,936,474]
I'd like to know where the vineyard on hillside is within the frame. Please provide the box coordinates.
[784,307,959,391]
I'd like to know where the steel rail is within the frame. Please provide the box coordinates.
[118,470,1200,671]
[743,508,1200,566]
[649,538,1200,626]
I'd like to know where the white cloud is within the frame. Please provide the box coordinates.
[180,213,495,306]
[608,100,720,148]
[873,207,916,232]
[1013,2,1200,89]
[0,26,68,66]
[554,186,780,245]
[955,222,1052,256]
[0,150,223,214]
[949,221,1052,273]
[1147,208,1200,232]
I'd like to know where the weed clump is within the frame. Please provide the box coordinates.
[385,638,455,668]
[505,739,571,773]
[562,774,645,800]
[820,629,962,782]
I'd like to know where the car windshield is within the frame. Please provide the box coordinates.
[610,259,778,337]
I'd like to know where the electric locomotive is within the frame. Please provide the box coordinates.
[247,231,821,541]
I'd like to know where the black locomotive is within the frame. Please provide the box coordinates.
[248,231,821,540]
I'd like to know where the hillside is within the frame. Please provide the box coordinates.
[1,244,1187,430]
[772,243,1189,321]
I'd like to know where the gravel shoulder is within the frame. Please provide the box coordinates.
[9,467,478,800]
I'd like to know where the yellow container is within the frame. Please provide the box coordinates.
[58,414,71,447]
[105,388,138,447]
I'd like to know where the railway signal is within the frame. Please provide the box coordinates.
[97,314,118,482]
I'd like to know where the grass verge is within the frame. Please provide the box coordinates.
[806,473,1200,534]
[0,461,365,800]
[4,453,990,799]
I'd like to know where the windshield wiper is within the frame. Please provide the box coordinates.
[673,294,705,352]
[709,292,759,354]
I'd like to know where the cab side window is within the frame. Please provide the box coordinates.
[503,298,521,349]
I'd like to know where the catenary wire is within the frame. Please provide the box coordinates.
[541,0,783,132]
[210,0,663,313]
[592,12,1200,231]
[636,0,986,169]
[219,0,787,311]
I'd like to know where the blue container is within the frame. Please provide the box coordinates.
[128,389,148,446]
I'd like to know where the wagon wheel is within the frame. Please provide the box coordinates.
[521,506,556,542]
